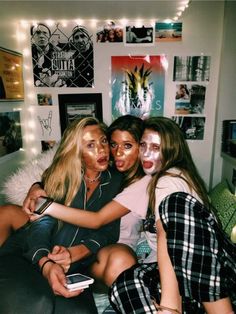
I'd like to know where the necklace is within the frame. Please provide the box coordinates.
[84,172,101,183]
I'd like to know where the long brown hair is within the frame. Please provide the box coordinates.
[42,117,107,206]
[145,117,209,212]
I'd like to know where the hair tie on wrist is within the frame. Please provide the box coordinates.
[40,259,55,274]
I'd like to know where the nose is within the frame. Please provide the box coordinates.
[142,146,150,157]
[115,145,124,157]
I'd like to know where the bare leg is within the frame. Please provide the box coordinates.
[203,297,234,314]
[90,243,137,286]
[0,205,29,246]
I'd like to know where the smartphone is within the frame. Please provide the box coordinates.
[66,273,94,291]
[34,196,53,215]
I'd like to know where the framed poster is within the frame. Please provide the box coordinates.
[58,93,103,134]
[0,47,24,100]
[30,22,94,87]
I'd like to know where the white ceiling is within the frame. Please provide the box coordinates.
[0,0,193,21]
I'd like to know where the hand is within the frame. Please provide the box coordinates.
[22,184,47,215]
[42,261,83,297]
[38,111,52,137]
[48,245,72,273]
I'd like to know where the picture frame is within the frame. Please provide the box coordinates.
[58,93,103,134]
[0,46,24,101]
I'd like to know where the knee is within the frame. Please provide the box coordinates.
[104,244,137,286]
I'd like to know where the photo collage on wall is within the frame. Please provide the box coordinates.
[172,55,211,140]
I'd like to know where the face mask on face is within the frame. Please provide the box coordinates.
[139,130,162,175]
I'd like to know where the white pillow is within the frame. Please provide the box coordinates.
[3,147,57,206]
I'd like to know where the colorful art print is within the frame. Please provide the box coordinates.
[0,111,22,157]
[37,93,53,106]
[155,22,182,42]
[0,47,24,100]
[173,56,211,82]
[30,22,94,87]
[58,93,103,134]
[175,84,206,114]
[125,25,154,45]
[96,21,123,43]
[112,55,166,120]
[172,116,205,140]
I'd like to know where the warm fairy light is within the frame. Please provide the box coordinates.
[20,20,28,28]
[120,18,128,26]
[75,19,83,25]
[163,19,173,23]
[23,48,30,57]
[45,19,54,27]
[90,19,97,28]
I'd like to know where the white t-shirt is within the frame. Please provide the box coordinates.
[113,175,151,219]
[114,175,152,256]
[113,169,203,263]
[154,168,202,220]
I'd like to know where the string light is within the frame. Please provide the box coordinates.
[17,5,192,157]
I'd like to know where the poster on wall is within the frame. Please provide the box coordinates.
[31,22,94,87]
[173,116,205,140]
[0,47,24,100]
[175,84,206,114]
[37,93,57,151]
[111,55,166,120]
[96,21,123,43]
[173,56,211,81]
[155,22,182,42]
[125,24,154,45]
[0,111,22,157]
[33,106,61,143]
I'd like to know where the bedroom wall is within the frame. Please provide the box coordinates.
[0,0,234,204]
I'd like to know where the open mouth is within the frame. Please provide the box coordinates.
[142,161,153,169]
[97,156,108,165]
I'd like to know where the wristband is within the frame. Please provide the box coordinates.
[40,259,55,274]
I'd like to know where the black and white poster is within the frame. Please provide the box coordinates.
[31,22,94,87]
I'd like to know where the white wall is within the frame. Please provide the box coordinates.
[0,1,230,195]
[211,0,236,190]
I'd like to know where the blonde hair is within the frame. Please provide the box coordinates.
[42,117,107,206]
[144,117,209,213]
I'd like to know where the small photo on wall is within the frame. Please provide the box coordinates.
[37,93,53,106]
[0,111,22,157]
[175,84,206,114]
[96,21,123,43]
[173,56,211,81]
[125,25,154,45]
[172,116,205,140]
[155,22,182,42]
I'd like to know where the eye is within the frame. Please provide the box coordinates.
[110,142,117,149]
[140,142,146,148]
[152,144,160,151]
[87,143,95,149]
[102,138,108,144]
[124,143,132,149]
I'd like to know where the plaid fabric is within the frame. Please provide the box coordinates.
[109,192,236,314]
[160,192,236,307]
